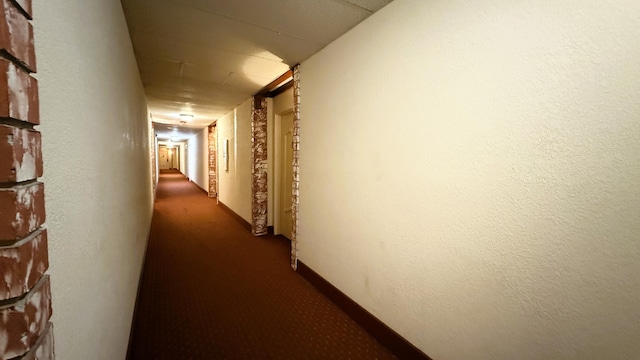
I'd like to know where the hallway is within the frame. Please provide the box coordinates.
[127,171,396,359]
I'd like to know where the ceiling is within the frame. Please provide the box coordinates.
[121,0,393,141]
[154,122,204,142]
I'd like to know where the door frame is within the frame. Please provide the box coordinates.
[273,109,294,236]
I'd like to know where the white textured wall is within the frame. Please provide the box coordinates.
[217,99,253,222]
[35,2,153,359]
[186,128,209,192]
[299,0,640,359]
[178,142,186,175]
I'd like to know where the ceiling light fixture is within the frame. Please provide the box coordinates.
[179,113,194,121]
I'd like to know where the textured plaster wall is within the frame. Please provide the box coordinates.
[35,1,153,359]
[187,128,209,192]
[178,142,186,175]
[217,98,253,222]
[299,0,640,359]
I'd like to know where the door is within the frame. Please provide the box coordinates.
[173,146,180,170]
[279,112,294,239]
[159,146,171,170]
[167,147,175,169]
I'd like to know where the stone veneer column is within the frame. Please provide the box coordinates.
[251,96,268,236]
[150,123,157,195]
[291,65,301,270]
[208,124,217,197]
[0,0,55,358]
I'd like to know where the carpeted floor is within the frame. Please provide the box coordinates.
[127,170,396,359]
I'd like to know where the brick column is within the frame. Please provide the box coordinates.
[291,65,300,270]
[251,96,268,236]
[150,123,157,195]
[208,123,217,198]
[0,1,54,358]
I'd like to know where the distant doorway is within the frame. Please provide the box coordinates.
[278,111,294,240]
[159,145,181,170]
[172,146,180,170]
[159,146,171,170]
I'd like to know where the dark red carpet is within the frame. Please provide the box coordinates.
[127,170,396,359]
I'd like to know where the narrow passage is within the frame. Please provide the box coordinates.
[127,170,396,359]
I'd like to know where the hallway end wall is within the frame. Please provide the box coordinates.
[35,1,153,359]
[298,0,640,359]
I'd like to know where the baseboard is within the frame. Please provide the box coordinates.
[218,201,252,232]
[190,180,208,195]
[125,214,154,360]
[297,261,431,360]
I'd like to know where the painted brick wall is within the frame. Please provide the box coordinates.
[0,0,54,358]
[251,96,268,236]
[208,124,217,198]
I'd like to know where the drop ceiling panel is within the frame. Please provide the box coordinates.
[149,103,229,120]
[141,72,249,97]
[125,0,320,63]
[223,73,273,93]
[234,56,291,79]
[154,122,203,142]
[121,0,394,128]
[131,33,248,74]
[144,87,246,108]
[148,98,231,113]
[169,0,372,44]
[343,0,393,12]
[133,34,290,84]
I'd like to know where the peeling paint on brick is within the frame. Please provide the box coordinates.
[0,58,39,124]
[0,124,43,182]
[291,65,301,270]
[150,122,157,195]
[0,275,52,359]
[0,228,48,300]
[251,96,268,236]
[0,182,45,241]
[208,124,217,198]
[21,322,53,360]
[0,1,53,358]
[0,0,36,72]
[10,0,32,20]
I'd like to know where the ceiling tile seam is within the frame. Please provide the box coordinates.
[133,31,296,64]
[144,92,246,103]
[167,0,324,46]
[150,106,232,112]
[146,95,246,105]
[147,84,254,98]
[139,70,253,90]
[332,0,375,13]
[143,86,252,97]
